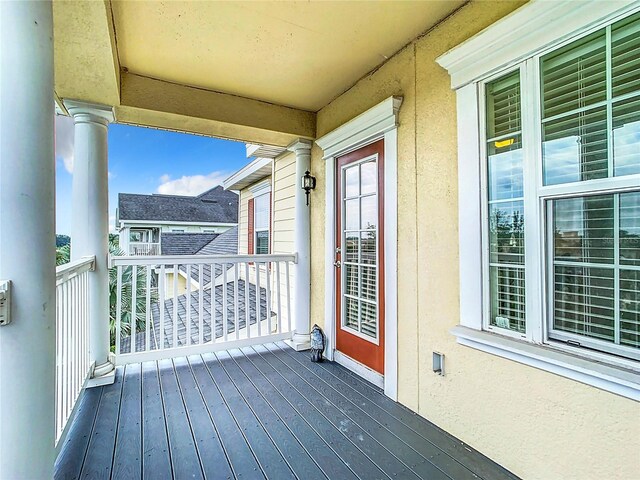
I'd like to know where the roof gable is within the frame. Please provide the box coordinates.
[118,185,238,224]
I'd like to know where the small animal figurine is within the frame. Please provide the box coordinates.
[310,324,325,362]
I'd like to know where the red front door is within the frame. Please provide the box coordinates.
[335,140,385,374]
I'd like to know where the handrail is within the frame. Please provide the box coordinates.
[110,253,298,267]
[56,256,96,286]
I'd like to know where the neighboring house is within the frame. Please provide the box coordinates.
[116,185,238,255]
[223,144,297,320]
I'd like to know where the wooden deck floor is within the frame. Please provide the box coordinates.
[55,342,519,480]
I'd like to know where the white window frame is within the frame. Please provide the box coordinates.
[251,181,271,255]
[437,0,640,401]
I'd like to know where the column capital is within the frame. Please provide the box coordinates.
[63,99,115,126]
[286,138,313,154]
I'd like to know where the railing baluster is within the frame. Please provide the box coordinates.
[55,285,61,438]
[265,261,272,334]
[186,264,192,346]
[222,264,228,342]
[173,264,178,348]
[256,263,262,337]
[116,265,122,356]
[65,280,71,423]
[199,264,204,345]
[72,276,78,402]
[131,265,137,354]
[159,264,166,349]
[244,262,251,339]
[210,264,215,344]
[146,266,151,352]
[285,260,292,333]
[234,263,239,340]
[276,261,282,334]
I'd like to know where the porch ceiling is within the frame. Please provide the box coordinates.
[111,1,464,112]
[53,1,464,145]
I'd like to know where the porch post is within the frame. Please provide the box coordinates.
[64,100,115,379]
[0,1,56,477]
[285,139,313,351]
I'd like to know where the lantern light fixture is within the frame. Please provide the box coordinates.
[301,170,316,206]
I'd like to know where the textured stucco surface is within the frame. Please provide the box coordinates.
[310,1,640,479]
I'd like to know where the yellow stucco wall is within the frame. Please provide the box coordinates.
[309,2,640,479]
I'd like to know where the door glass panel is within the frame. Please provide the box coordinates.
[360,161,377,195]
[341,157,379,341]
[345,199,359,230]
[345,165,359,198]
[361,195,377,230]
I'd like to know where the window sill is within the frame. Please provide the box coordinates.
[451,325,640,402]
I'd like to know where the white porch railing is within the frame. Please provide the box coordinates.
[109,253,296,365]
[55,256,95,443]
[129,242,161,256]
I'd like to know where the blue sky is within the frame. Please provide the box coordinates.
[55,116,248,235]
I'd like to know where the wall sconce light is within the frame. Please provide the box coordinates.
[301,170,316,206]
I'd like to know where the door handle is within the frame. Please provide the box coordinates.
[334,260,341,268]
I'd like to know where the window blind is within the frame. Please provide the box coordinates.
[551,192,639,353]
[541,12,640,185]
[486,72,526,334]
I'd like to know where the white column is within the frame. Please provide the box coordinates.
[0,2,56,478]
[64,100,115,379]
[285,139,313,351]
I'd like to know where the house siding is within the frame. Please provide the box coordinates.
[309,1,640,480]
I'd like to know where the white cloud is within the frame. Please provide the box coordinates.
[55,115,75,173]
[109,215,117,234]
[157,171,230,196]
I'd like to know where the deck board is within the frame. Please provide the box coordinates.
[112,364,143,479]
[157,358,204,480]
[173,357,233,480]
[56,343,520,480]
[79,367,123,479]
[141,360,172,480]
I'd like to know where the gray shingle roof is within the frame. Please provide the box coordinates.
[196,226,238,255]
[118,185,238,224]
[161,233,219,256]
[120,280,272,353]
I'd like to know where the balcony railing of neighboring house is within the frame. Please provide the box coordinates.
[109,253,296,365]
[55,255,95,443]
[129,242,161,256]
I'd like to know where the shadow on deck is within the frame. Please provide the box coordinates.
[55,342,519,480]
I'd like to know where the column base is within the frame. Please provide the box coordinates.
[284,333,311,352]
[86,360,116,388]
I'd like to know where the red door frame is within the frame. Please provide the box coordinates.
[335,140,385,374]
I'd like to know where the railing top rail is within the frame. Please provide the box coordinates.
[109,253,298,267]
[56,256,96,285]
[129,241,161,245]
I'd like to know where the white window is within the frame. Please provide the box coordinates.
[254,193,270,255]
[438,1,640,399]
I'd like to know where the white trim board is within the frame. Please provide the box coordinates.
[436,0,638,89]
[316,95,402,401]
[452,326,640,401]
[334,351,384,389]
[223,156,273,191]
